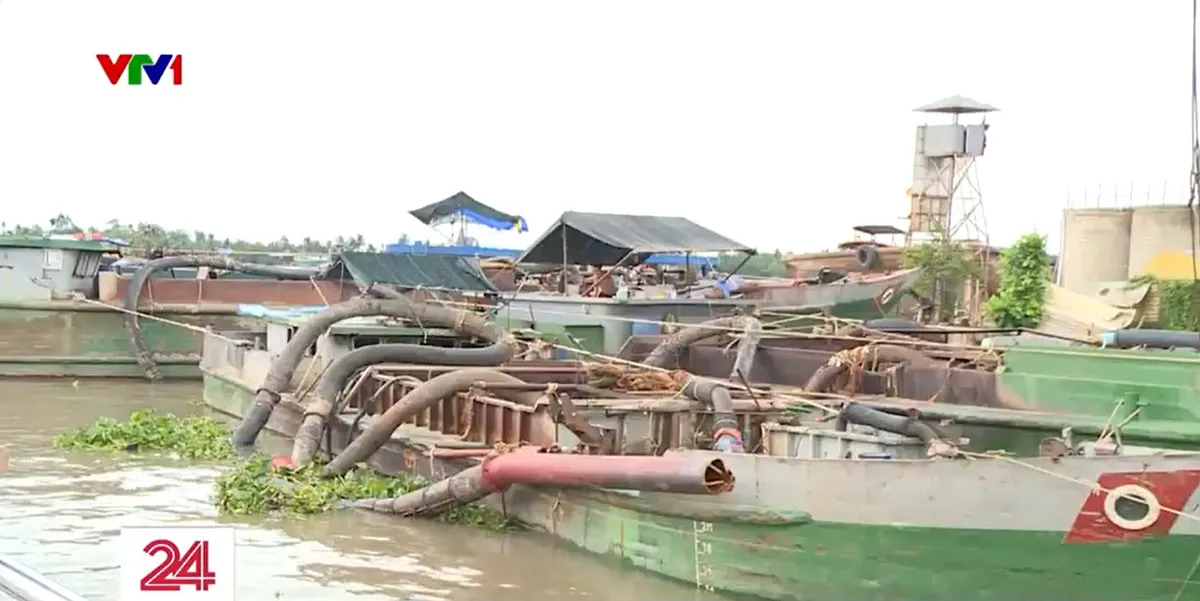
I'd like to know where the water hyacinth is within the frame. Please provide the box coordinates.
[54,410,511,529]
[213,455,513,530]
[53,409,236,460]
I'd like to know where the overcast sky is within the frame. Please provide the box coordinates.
[0,1,1192,255]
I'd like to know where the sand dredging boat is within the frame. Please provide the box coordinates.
[202,295,1200,601]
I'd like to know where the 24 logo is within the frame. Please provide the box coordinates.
[119,526,235,601]
[140,539,215,591]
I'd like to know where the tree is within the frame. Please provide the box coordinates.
[986,233,1051,328]
[901,239,979,323]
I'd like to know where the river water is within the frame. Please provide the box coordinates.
[0,380,727,601]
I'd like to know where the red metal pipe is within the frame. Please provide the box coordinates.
[479,447,734,495]
[428,448,494,458]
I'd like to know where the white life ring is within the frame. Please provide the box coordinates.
[878,287,896,306]
[1103,484,1161,531]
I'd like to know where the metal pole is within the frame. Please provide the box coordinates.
[0,556,88,601]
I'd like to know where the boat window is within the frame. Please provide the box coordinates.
[72,252,101,278]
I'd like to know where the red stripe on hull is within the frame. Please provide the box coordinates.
[1064,470,1200,544]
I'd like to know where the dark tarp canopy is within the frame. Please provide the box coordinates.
[321,251,497,294]
[408,192,528,232]
[516,211,755,266]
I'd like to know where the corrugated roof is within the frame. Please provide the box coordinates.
[517,211,754,266]
[321,251,497,293]
[0,236,120,252]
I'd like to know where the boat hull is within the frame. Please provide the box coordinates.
[0,277,357,379]
[0,304,243,378]
[744,269,921,319]
[202,369,1200,601]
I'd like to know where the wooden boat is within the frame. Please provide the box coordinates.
[201,307,1200,601]
[782,225,908,278]
[734,268,921,319]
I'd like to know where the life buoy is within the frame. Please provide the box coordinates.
[877,287,896,306]
[1103,484,1160,531]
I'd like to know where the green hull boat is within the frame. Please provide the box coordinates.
[200,311,1200,601]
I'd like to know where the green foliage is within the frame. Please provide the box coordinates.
[901,239,979,322]
[1128,276,1200,331]
[0,216,377,255]
[214,455,512,529]
[717,250,788,277]
[1160,280,1200,331]
[986,233,1051,328]
[53,410,236,460]
[56,411,509,529]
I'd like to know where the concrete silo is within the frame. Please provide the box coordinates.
[1059,208,1132,293]
[1127,205,1200,278]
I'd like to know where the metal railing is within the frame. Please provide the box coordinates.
[0,556,87,601]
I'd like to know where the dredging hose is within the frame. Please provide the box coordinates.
[231,297,511,447]
[319,369,545,476]
[290,344,518,467]
[680,378,743,453]
[352,448,735,516]
[642,315,761,374]
[803,343,934,394]
[836,401,957,458]
[124,255,325,380]
[643,315,761,452]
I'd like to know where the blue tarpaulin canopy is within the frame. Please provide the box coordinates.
[408,192,528,233]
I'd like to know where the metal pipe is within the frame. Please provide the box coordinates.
[1101,329,1200,350]
[479,447,734,494]
[0,556,88,601]
[353,448,735,517]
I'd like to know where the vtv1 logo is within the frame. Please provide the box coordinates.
[119,526,235,601]
[97,54,183,86]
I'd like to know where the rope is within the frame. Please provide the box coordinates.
[423,296,1196,364]
[519,334,839,415]
[960,450,1200,526]
[309,276,331,307]
[66,293,246,345]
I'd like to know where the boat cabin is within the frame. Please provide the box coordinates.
[0,236,119,302]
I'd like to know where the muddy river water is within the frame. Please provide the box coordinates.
[0,380,728,600]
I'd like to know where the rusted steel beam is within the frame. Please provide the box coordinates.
[545,393,614,452]
[571,397,794,413]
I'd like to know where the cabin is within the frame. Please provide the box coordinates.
[0,236,118,301]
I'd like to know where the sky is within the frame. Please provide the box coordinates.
[0,1,1194,255]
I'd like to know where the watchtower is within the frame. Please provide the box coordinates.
[906,95,997,244]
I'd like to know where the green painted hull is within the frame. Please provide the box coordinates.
[202,372,1200,601]
[996,344,1200,428]
[0,305,244,379]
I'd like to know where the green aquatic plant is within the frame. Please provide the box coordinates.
[213,455,513,530]
[53,410,236,460]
